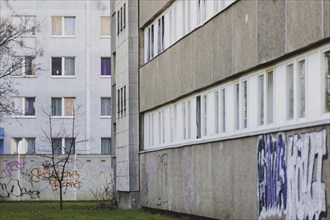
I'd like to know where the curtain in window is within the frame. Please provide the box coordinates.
[101,16,110,36]
[64,17,75,35]
[64,98,75,116]
[101,138,111,155]
[26,138,35,154]
[52,16,62,35]
[52,58,62,75]
[196,96,201,138]
[101,98,111,116]
[52,98,62,116]
[101,58,111,76]
[65,138,75,154]
[25,98,35,116]
[65,58,75,75]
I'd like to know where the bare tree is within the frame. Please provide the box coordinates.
[0,16,42,120]
[38,105,87,210]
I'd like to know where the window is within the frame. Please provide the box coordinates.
[267,71,274,124]
[12,97,35,116]
[117,86,126,118]
[12,15,36,36]
[215,91,219,134]
[51,97,76,117]
[157,16,165,54]
[51,57,75,76]
[287,64,294,120]
[117,4,126,34]
[147,24,155,61]
[101,57,111,76]
[52,138,75,155]
[196,96,201,139]
[11,138,35,154]
[197,0,206,25]
[101,98,111,117]
[65,138,75,154]
[203,95,207,136]
[117,11,120,34]
[221,88,226,132]
[123,4,126,28]
[100,16,110,36]
[325,51,330,113]
[298,60,306,118]
[52,16,75,36]
[234,83,240,130]
[242,80,248,129]
[101,138,111,155]
[258,75,265,125]
[15,57,36,76]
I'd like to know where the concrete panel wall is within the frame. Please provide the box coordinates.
[139,0,171,28]
[140,125,330,219]
[139,0,329,112]
[0,155,113,201]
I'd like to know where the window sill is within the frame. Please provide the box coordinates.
[21,35,37,38]
[51,76,76,79]
[11,116,36,119]
[10,75,37,78]
[100,36,111,38]
[51,116,75,119]
[51,35,76,38]
[100,75,111,78]
[100,116,111,119]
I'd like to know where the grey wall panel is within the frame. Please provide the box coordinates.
[287,0,322,53]
[257,0,285,64]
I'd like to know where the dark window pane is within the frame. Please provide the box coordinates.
[52,58,62,75]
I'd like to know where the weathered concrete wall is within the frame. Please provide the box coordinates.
[140,125,330,219]
[139,0,171,28]
[0,155,113,201]
[139,0,330,112]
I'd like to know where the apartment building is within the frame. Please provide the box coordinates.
[112,0,330,219]
[0,0,111,155]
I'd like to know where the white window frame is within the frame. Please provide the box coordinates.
[297,58,307,119]
[51,97,76,118]
[11,97,36,117]
[51,16,76,37]
[11,137,36,154]
[101,97,112,118]
[51,57,76,77]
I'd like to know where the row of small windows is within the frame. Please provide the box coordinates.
[12,97,112,117]
[12,57,111,77]
[10,137,111,155]
[144,48,330,150]
[144,0,236,62]
[117,3,126,35]
[12,15,110,37]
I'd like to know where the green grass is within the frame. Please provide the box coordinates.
[0,201,176,220]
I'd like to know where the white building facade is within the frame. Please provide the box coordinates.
[0,0,111,155]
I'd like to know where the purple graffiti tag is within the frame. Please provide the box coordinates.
[257,133,287,219]
[5,161,26,176]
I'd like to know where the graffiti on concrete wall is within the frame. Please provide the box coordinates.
[257,129,328,220]
[257,133,287,219]
[0,157,113,200]
[287,129,327,220]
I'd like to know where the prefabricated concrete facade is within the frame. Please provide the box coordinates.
[0,0,111,155]
[137,0,330,219]
[0,155,113,201]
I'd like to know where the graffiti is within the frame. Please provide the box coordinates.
[287,129,327,220]
[257,133,287,219]
[0,161,26,179]
[0,179,40,199]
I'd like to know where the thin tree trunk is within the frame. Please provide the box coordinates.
[59,181,63,210]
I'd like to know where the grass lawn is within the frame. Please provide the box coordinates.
[0,201,177,220]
